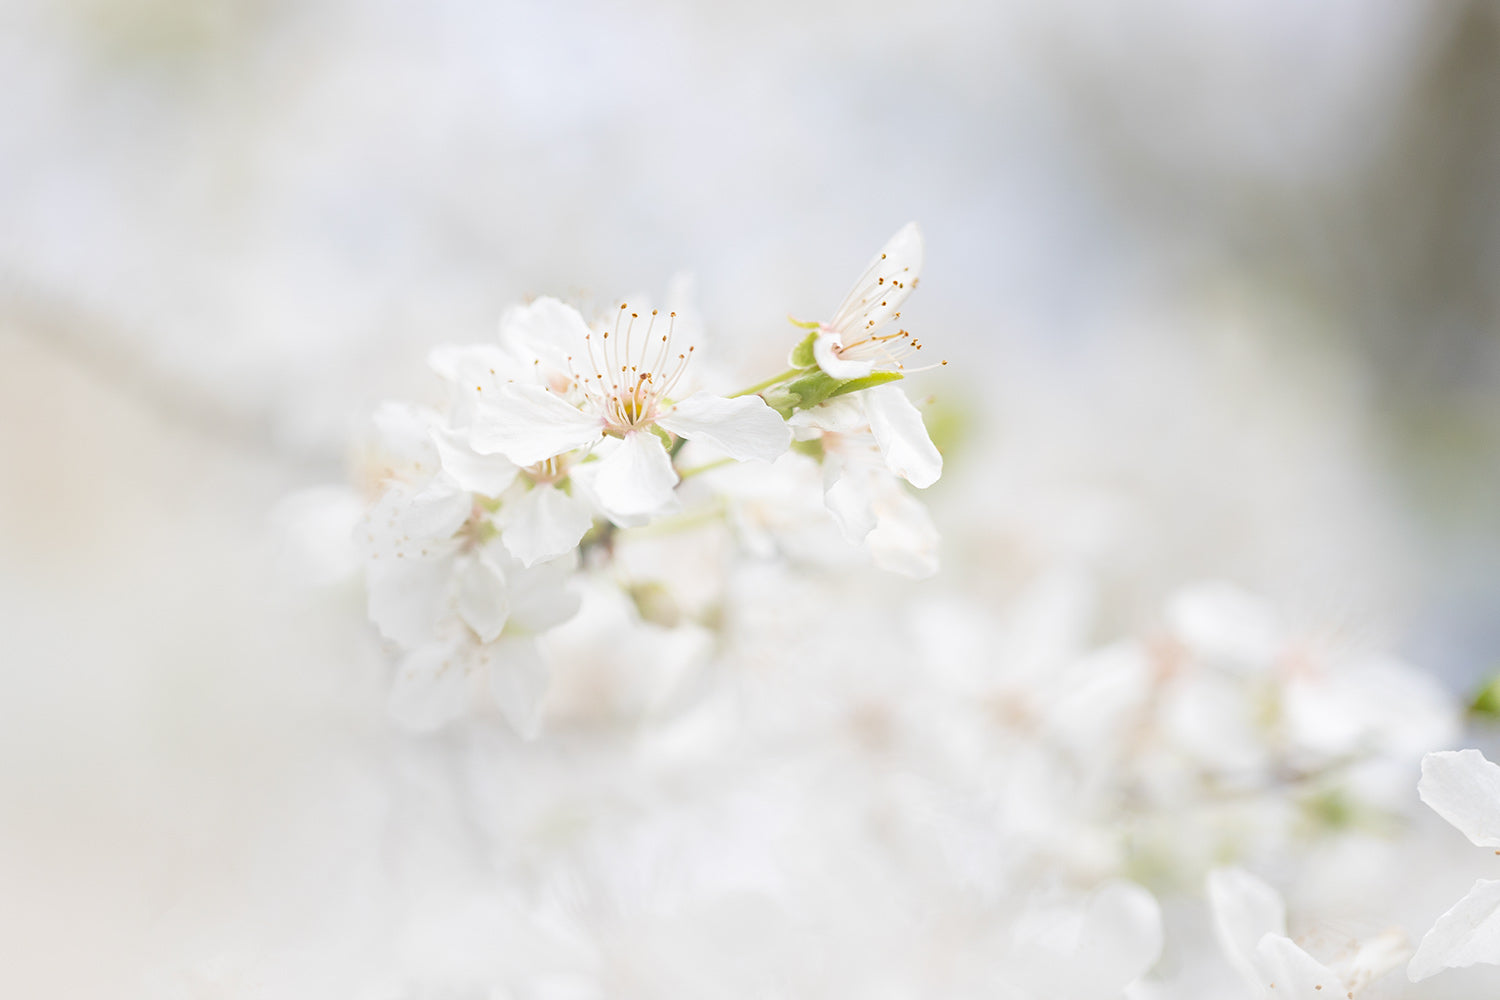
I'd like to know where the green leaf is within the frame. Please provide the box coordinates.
[788,331,819,368]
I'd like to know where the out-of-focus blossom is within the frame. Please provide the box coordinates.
[1409,749,1500,981]
[1209,867,1407,998]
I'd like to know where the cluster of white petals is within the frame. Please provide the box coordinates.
[1408,749,1500,982]
[253,228,1500,1000]
[343,226,949,735]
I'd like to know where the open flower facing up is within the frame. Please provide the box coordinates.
[466,303,791,521]
[1408,749,1500,981]
[810,222,934,380]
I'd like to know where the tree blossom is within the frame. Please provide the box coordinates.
[789,386,942,576]
[1208,867,1408,998]
[1408,749,1500,981]
[467,302,791,520]
[809,222,934,379]
[429,318,597,565]
[385,546,580,735]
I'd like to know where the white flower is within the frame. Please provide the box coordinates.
[468,301,790,520]
[362,480,499,648]
[1208,867,1408,998]
[790,386,942,576]
[386,547,581,736]
[427,326,599,566]
[1409,749,1500,981]
[811,222,934,380]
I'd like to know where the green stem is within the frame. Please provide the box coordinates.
[618,501,729,541]
[677,457,734,480]
[730,367,806,398]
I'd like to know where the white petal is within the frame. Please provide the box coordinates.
[431,427,519,497]
[498,296,590,371]
[453,551,510,643]
[1078,880,1163,991]
[864,384,942,488]
[367,553,454,648]
[427,343,520,426]
[825,469,877,542]
[1345,929,1410,990]
[396,479,473,541]
[656,391,791,463]
[501,485,594,566]
[1419,749,1500,847]
[484,637,550,739]
[591,431,679,519]
[787,394,867,434]
[427,342,514,383]
[371,401,441,468]
[387,640,472,732]
[1409,879,1500,981]
[505,551,583,633]
[827,222,924,334]
[469,383,601,465]
[867,486,939,578]
[1208,867,1286,988]
[812,332,875,380]
[1253,934,1344,996]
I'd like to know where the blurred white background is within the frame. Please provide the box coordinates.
[3,0,1499,995]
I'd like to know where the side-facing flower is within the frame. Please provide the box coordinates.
[810,222,931,380]
[467,302,791,521]
[789,386,942,577]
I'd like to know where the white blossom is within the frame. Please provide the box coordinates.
[810,222,933,379]
[468,301,790,520]
[1408,749,1500,981]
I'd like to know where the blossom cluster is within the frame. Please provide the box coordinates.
[354,225,943,735]
[255,229,1500,1000]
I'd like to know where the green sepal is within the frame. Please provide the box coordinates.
[762,369,905,418]
[788,332,819,368]
[762,371,839,418]
[825,371,903,398]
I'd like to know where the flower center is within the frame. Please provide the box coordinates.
[570,304,694,433]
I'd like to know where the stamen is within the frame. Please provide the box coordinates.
[574,305,694,431]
